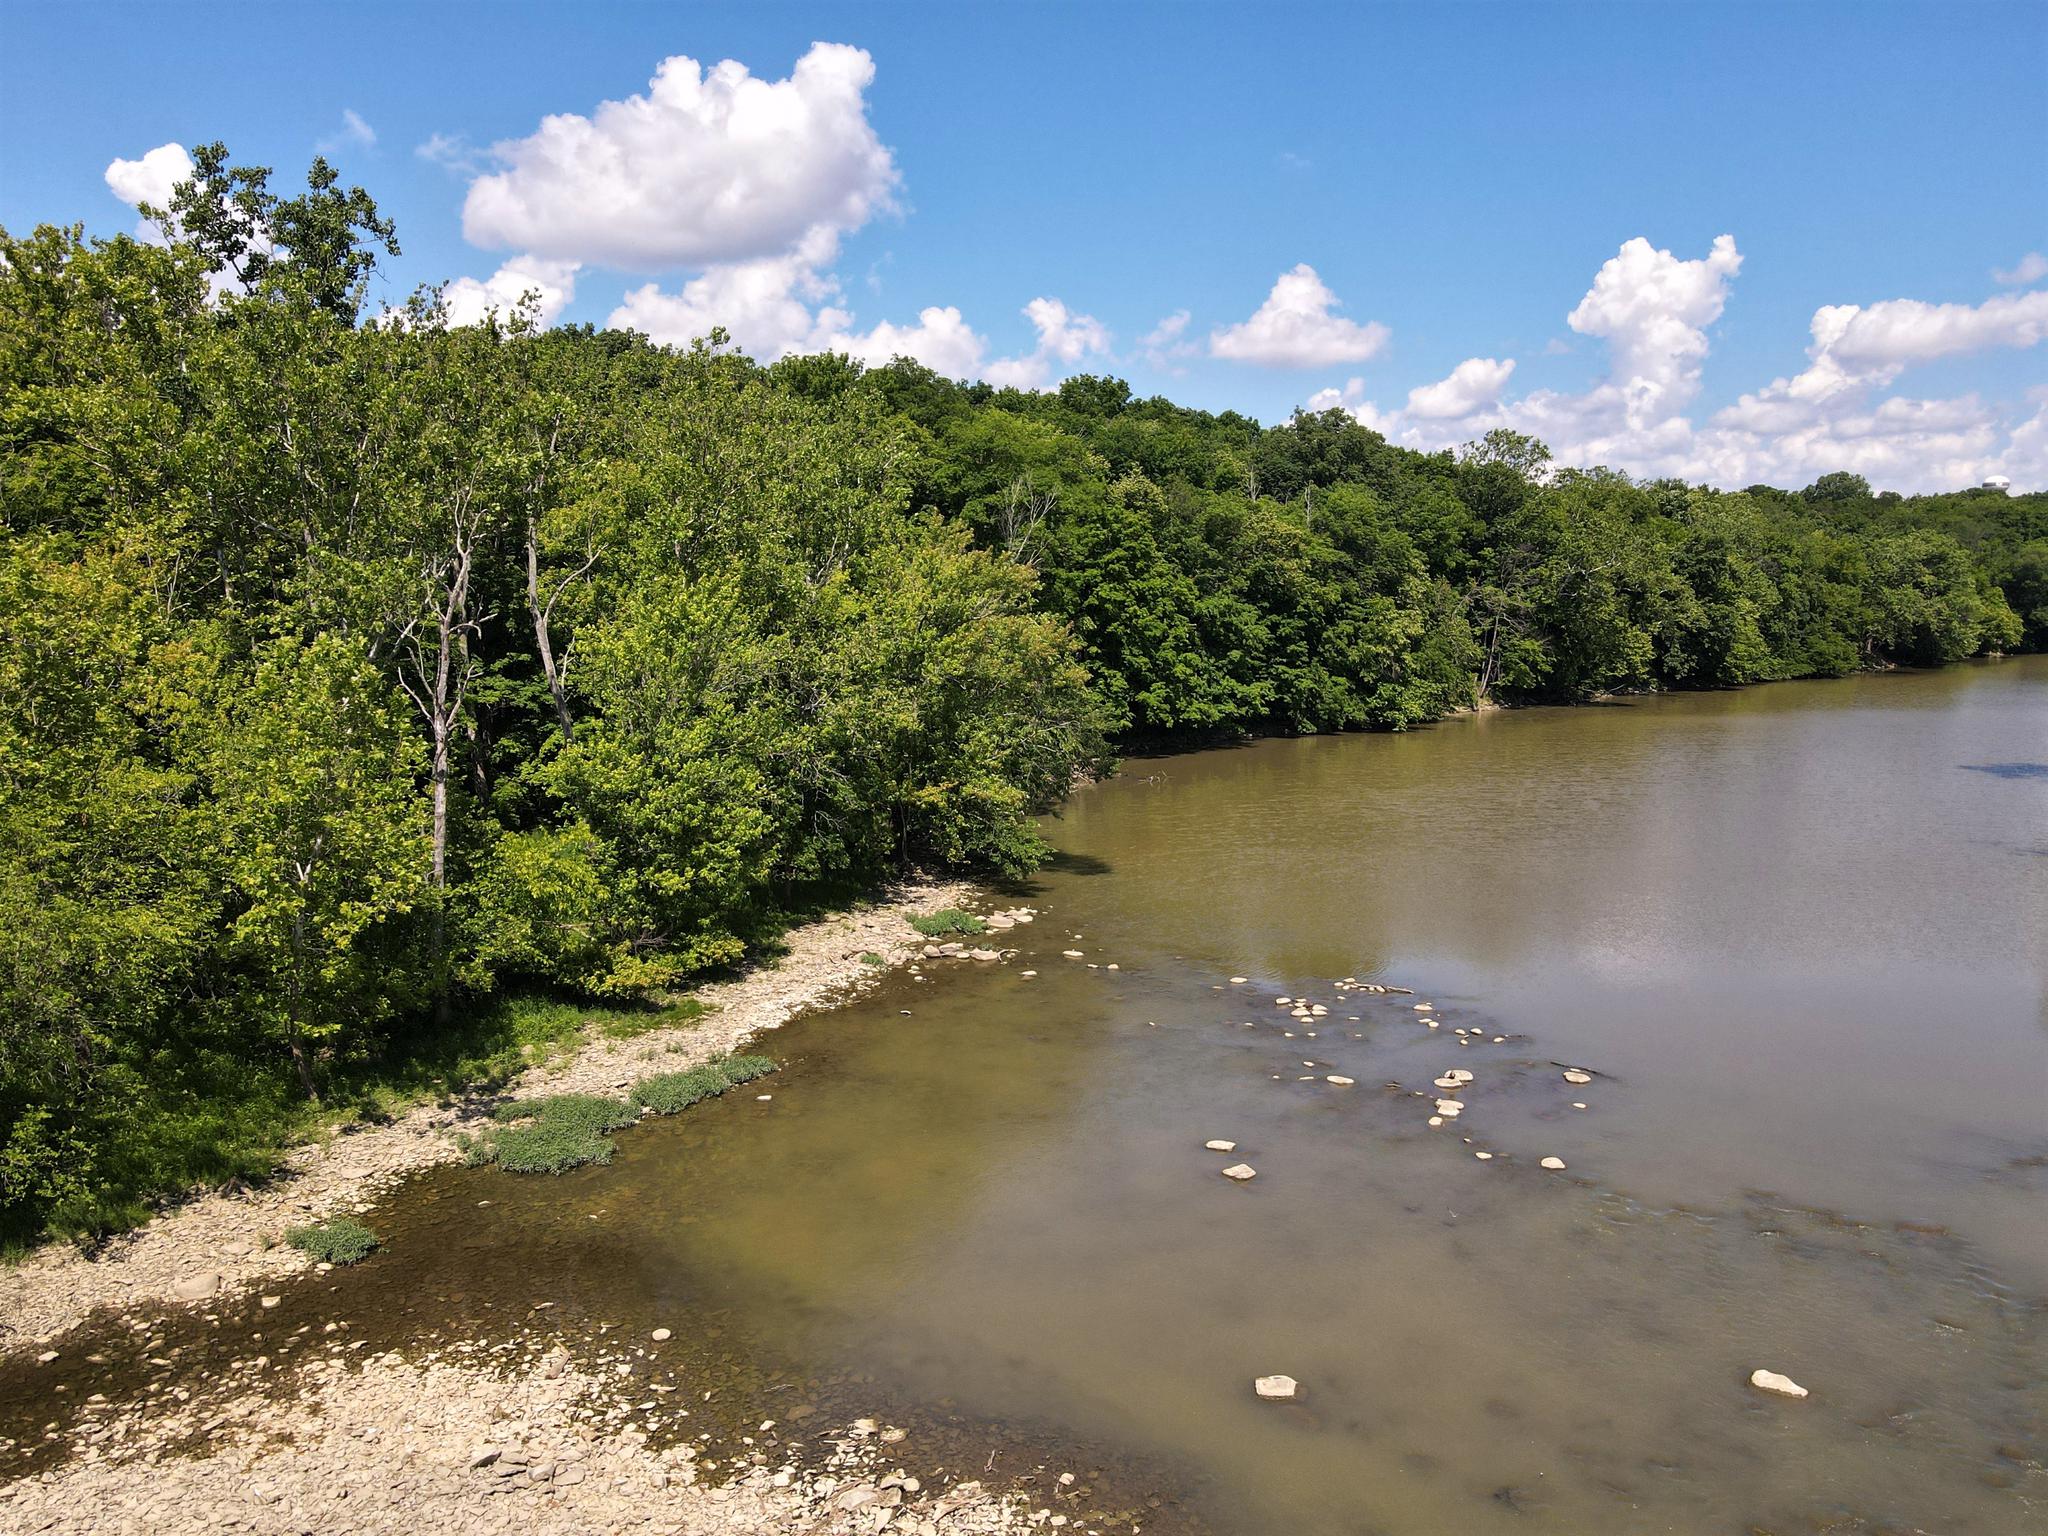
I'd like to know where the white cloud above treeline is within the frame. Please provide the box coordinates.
[102,39,2047,489]
[1208,264,1389,367]
[1304,234,2048,493]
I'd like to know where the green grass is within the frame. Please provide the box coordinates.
[859,951,885,967]
[468,1060,774,1173]
[467,1092,637,1175]
[630,1065,730,1115]
[630,1054,779,1116]
[285,1217,380,1265]
[908,908,986,937]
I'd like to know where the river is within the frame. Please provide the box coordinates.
[8,658,2045,1532]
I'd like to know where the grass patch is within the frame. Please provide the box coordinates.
[908,908,986,937]
[285,1217,379,1265]
[859,951,885,967]
[468,1092,636,1175]
[630,1054,780,1117]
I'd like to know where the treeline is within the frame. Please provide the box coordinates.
[0,153,2034,1246]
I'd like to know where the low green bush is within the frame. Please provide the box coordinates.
[859,951,885,967]
[285,1217,379,1265]
[909,909,985,937]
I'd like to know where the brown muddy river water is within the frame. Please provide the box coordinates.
[9,659,2048,1532]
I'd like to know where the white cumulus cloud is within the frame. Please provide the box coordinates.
[105,142,193,240]
[1405,357,1517,419]
[1210,264,1390,367]
[1993,251,2047,287]
[439,255,580,329]
[1564,233,1742,427]
[462,42,897,271]
[819,306,989,377]
[608,228,851,357]
[982,296,1112,389]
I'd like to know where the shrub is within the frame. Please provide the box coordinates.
[908,909,985,937]
[285,1217,379,1265]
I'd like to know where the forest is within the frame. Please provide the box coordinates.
[2,152,2039,1249]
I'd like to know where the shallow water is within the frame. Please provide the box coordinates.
[8,660,2046,1531]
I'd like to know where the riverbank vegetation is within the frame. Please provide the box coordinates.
[2,150,2037,1248]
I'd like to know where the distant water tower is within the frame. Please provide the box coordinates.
[1980,475,2012,494]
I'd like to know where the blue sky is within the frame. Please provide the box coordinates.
[3,1,2045,490]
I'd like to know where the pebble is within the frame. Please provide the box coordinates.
[1220,1164,1258,1181]
[1230,976,1248,984]
[1205,1140,1238,1152]
[1563,1070,1593,1085]
[1474,1151,1493,1161]
[1750,1368,1808,1399]
[1325,1075,1355,1086]
[260,1296,280,1309]
[650,1328,671,1342]
[1254,1375,1299,1400]
[1413,1003,1433,1012]
[35,1350,59,1365]
[1062,950,1084,959]
[1434,1099,1464,1117]
[1540,1157,1567,1171]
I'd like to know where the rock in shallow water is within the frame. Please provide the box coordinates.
[1254,1375,1299,1400]
[1220,1163,1257,1181]
[1205,1139,1237,1152]
[1750,1368,1808,1398]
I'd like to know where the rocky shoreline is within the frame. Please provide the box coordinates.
[0,877,1147,1533]
[0,878,972,1350]
[0,1337,1071,1535]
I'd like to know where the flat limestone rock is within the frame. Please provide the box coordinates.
[1563,1070,1593,1085]
[1205,1139,1238,1152]
[171,1271,221,1301]
[1326,1075,1355,1086]
[1220,1163,1257,1181]
[1540,1156,1567,1171]
[1434,1098,1464,1116]
[1750,1368,1808,1399]
[1254,1374,1298,1400]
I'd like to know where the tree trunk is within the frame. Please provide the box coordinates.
[526,521,576,741]
[288,909,319,1101]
